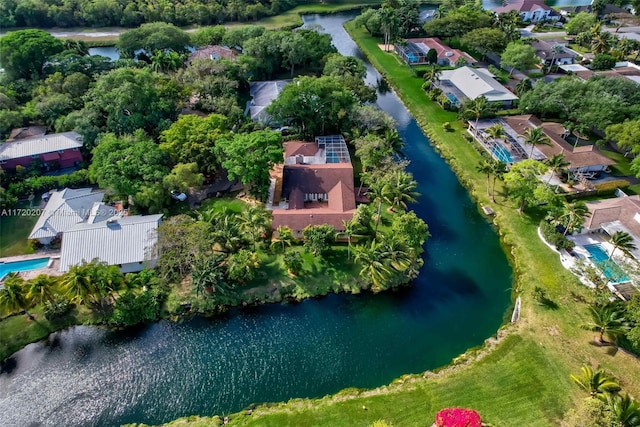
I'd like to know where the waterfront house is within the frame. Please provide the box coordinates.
[493,0,560,22]
[268,135,356,238]
[435,66,518,107]
[469,115,615,174]
[395,38,475,66]
[29,188,106,245]
[60,213,163,273]
[0,131,83,171]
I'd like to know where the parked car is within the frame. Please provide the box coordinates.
[170,190,187,201]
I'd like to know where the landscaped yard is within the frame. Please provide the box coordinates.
[601,148,634,177]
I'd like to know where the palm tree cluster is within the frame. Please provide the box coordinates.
[571,365,640,426]
[0,261,150,320]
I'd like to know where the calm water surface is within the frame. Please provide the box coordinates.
[1,13,514,427]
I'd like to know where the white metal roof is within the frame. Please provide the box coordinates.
[29,188,104,240]
[59,214,163,272]
[0,131,83,161]
[439,67,519,103]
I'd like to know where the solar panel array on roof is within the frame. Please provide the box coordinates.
[315,135,351,164]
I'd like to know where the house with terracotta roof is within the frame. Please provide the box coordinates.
[188,45,239,62]
[268,135,357,238]
[0,131,83,171]
[493,0,560,22]
[469,115,615,174]
[395,38,476,66]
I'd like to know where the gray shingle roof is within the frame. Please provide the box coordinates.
[29,188,104,240]
[0,131,83,161]
[59,214,163,272]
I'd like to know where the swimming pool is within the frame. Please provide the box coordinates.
[583,244,630,283]
[491,145,513,163]
[0,258,50,281]
[446,93,459,105]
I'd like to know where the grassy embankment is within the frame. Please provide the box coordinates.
[0,202,38,257]
[153,20,640,427]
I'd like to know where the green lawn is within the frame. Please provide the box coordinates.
[153,20,640,427]
[0,201,39,257]
[601,149,634,177]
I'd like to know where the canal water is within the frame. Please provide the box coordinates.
[0,12,513,427]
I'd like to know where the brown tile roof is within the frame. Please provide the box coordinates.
[406,37,475,65]
[502,115,615,169]
[283,141,319,158]
[188,45,238,62]
[272,209,355,234]
[7,126,47,142]
[585,196,640,238]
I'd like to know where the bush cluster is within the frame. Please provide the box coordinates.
[540,220,575,251]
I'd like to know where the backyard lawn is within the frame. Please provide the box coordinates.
[601,148,634,177]
[0,201,39,257]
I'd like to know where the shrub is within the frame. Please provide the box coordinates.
[283,251,303,275]
[442,122,453,132]
[43,297,73,320]
[435,408,482,427]
[540,220,575,251]
[594,179,630,195]
[590,53,616,70]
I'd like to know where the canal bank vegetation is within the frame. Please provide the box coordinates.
[0,18,432,361]
[147,11,640,427]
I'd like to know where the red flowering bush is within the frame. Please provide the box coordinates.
[435,408,482,427]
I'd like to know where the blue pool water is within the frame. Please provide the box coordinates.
[491,145,513,163]
[583,244,630,283]
[446,93,459,105]
[0,258,50,280]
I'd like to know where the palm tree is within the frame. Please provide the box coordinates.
[61,264,98,305]
[211,208,244,253]
[521,127,551,158]
[544,153,570,185]
[591,31,614,55]
[384,129,404,154]
[339,219,365,261]
[570,365,621,399]
[26,274,60,307]
[582,304,631,344]
[466,96,490,136]
[477,160,494,197]
[548,44,565,70]
[515,79,533,97]
[490,160,507,203]
[609,231,637,259]
[382,170,419,212]
[238,205,271,251]
[606,393,640,427]
[422,66,441,89]
[485,124,505,142]
[379,5,399,52]
[0,274,33,318]
[559,200,590,236]
[353,241,393,292]
[270,225,295,253]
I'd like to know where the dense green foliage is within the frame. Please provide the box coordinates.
[0,0,305,28]
[519,76,640,131]
[117,23,191,58]
[0,29,63,80]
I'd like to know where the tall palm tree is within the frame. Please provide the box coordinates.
[582,304,630,344]
[382,170,419,213]
[466,96,490,136]
[238,205,271,251]
[477,160,494,197]
[422,66,441,89]
[609,231,637,259]
[548,44,565,70]
[0,274,33,318]
[606,393,640,427]
[62,264,98,305]
[379,5,399,52]
[340,219,367,261]
[515,78,533,97]
[270,225,295,253]
[544,153,570,185]
[490,160,507,203]
[384,129,404,154]
[591,31,614,55]
[570,365,621,399]
[559,200,590,236]
[521,127,551,158]
[353,241,393,292]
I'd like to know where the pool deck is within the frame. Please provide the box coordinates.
[0,251,63,280]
